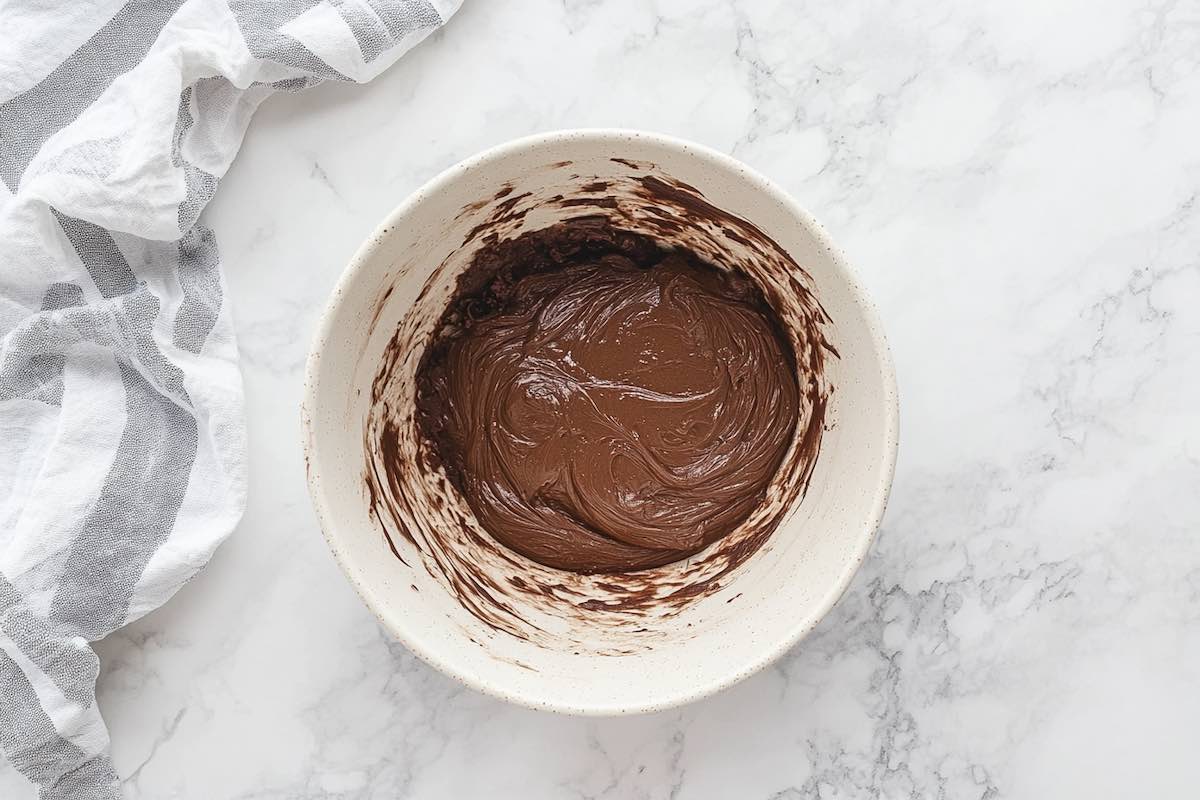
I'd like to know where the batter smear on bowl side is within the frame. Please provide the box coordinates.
[414,217,801,573]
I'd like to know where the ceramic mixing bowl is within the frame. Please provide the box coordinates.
[302,129,897,714]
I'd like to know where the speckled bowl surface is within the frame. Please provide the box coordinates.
[302,129,898,714]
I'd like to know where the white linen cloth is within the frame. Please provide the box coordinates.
[0,2,459,796]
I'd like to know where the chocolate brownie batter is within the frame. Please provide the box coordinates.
[415,217,799,574]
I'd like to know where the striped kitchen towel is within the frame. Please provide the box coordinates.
[0,1,460,796]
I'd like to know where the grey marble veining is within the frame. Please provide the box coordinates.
[4,0,1199,796]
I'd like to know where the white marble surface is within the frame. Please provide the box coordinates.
[6,0,1200,796]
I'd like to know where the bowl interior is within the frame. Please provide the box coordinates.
[303,131,897,714]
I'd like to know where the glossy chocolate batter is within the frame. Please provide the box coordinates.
[415,217,798,573]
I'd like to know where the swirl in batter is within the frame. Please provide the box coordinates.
[415,218,799,573]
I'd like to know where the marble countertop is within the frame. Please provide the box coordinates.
[6,0,1200,796]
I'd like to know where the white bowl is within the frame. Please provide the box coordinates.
[302,129,898,715]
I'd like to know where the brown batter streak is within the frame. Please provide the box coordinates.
[363,169,835,646]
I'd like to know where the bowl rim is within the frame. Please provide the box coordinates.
[301,127,899,716]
